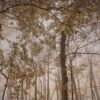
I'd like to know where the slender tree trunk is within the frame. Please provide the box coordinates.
[35,77,37,100]
[7,77,13,100]
[47,50,50,100]
[60,32,68,100]
[56,68,61,100]
[2,76,8,100]
[88,56,95,100]
[70,62,74,100]
[55,77,59,100]
[70,61,79,100]
[92,74,100,100]
[88,56,100,100]
[39,77,43,99]
[21,80,24,100]
[76,71,81,100]
[43,75,46,100]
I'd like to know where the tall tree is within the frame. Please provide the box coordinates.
[60,32,68,100]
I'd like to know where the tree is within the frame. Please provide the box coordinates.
[0,0,100,100]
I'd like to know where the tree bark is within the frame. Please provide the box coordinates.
[60,32,68,100]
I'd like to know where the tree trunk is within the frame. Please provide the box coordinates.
[70,61,79,100]
[35,77,37,100]
[47,50,50,100]
[21,80,24,100]
[60,32,68,100]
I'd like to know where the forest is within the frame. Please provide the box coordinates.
[0,0,100,100]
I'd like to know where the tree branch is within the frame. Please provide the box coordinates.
[68,52,100,56]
